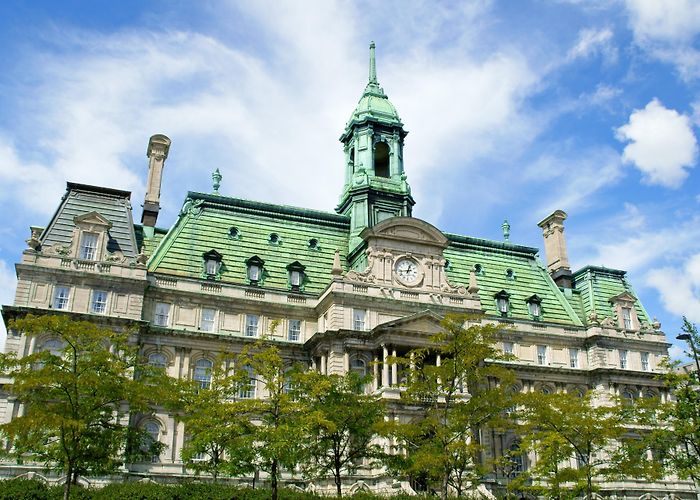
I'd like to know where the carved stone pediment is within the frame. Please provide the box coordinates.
[374,310,444,336]
[609,291,636,305]
[74,211,113,231]
[360,217,448,249]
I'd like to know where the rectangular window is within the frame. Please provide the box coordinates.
[91,290,108,314]
[641,352,650,371]
[569,348,579,368]
[621,307,632,330]
[353,309,366,330]
[537,345,547,365]
[503,341,514,355]
[619,349,628,369]
[205,259,218,275]
[79,233,98,260]
[245,314,259,337]
[53,286,70,310]
[154,303,170,326]
[200,308,216,332]
[288,319,301,342]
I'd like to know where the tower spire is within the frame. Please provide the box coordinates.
[369,41,377,84]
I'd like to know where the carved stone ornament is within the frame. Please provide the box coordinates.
[135,249,148,266]
[105,250,126,263]
[600,316,616,328]
[179,198,204,217]
[47,243,72,256]
[587,310,600,326]
[652,318,661,331]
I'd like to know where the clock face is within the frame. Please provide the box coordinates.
[395,258,419,284]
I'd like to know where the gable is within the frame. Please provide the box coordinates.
[361,217,449,248]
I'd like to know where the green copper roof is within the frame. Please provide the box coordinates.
[148,193,350,294]
[573,266,651,324]
[444,234,583,326]
[343,42,403,135]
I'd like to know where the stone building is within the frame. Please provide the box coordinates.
[0,43,693,496]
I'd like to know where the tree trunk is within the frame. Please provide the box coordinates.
[442,467,450,500]
[271,459,278,500]
[63,464,73,500]
[335,455,342,497]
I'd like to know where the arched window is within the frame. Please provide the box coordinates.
[374,142,390,178]
[41,339,64,356]
[148,352,167,369]
[239,365,256,399]
[193,359,213,390]
[509,441,524,476]
[142,421,161,463]
[351,357,367,377]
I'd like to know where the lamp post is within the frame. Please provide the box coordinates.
[677,330,700,377]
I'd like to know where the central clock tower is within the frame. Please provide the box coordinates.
[337,42,415,253]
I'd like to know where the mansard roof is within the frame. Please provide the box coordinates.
[40,182,138,257]
[572,265,651,325]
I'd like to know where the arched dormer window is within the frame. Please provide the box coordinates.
[526,294,542,320]
[286,261,306,291]
[202,249,223,279]
[494,290,511,317]
[246,256,265,285]
[374,141,390,178]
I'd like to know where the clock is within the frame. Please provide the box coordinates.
[395,258,420,284]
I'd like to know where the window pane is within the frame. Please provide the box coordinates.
[245,314,259,337]
[353,309,366,330]
[201,308,216,332]
[205,259,218,275]
[248,265,260,282]
[537,345,547,365]
[503,342,513,355]
[641,352,650,371]
[288,319,301,341]
[290,270,301,287]
[80,233,98,260]
[148,353,167,368]
[619,349,628,369]
[53,287,70,310]
[622,307,632,329]
[569,348,578,368]
[194,359,213,389]
[239,365,255,399]
[154,303,170,326]
[91,290,108,314]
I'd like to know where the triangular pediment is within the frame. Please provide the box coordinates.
[609,291,637,304]
[74,211,112,229]
[361,217,448,248]
[373,310,444,335]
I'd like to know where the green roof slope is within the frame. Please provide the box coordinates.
[148,193,350,294]
[444,235,583,326]
[573,266,651,324]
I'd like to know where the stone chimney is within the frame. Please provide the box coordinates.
[141,134,171,227]
[537,210,573,288]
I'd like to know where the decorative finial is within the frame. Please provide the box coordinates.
[502,219,510,241]
[331,249,343,276]
[212,168,222,194]
[468,270,480,295]
[369,41,377,84]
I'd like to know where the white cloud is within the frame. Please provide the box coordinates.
[567,27,617,63]
[625,0,700,43]
[668,343,688,362]
[625,0,700,79]
[616,99,697,188]
[646,253,700,323]
[0,259,17,352]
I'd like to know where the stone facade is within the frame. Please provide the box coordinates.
[0,44,694,497]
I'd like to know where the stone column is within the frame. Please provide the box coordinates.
[382,345,389,387]
[373,354,379,391]
[321,353,327,375]
[391,347,398,386]
[344,350,350,373]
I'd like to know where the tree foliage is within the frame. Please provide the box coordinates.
[295,370,385,497]
[510,389,660,497]
[384,314,516,498]
[0,315,165,500]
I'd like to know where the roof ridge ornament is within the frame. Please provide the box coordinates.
[502,219,510,241]
[212,168,222,195]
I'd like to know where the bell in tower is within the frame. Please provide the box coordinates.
[337,42,415,253]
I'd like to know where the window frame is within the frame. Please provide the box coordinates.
[536,345,548,366]
[287,319,301,342]
[79,232,99,261]
[53,286,70,310]
[245,314,259,337]
[200,308,216,332]
[641,351,650,372]
[154,302,170,327]
[494,290,511,317]
[569,347,579,368]
[193,358,213,390]
[619,349,628,369]
[352,309,366,331]
[503,341,514,355]
[91,290,108,314]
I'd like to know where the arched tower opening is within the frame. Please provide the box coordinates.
[374,142,390,178]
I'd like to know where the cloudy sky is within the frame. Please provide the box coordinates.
[0,0,699,360]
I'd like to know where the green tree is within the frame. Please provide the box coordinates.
[385,314,516,499]
[0,315,165,500]
[172,355,256,481]
[236,337,306,500]
[644,317,700,490]
[296,370,385,497]
[511,389,659,498]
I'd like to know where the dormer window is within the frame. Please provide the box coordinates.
[246,256,264,285]
[526,294,542,320]
[202,250,223,279]
[80,233,98,260]
[308,238,319,250]
[286,261,306,292]
[621,307,632,330]
[495,290,511,317]
[609,292,639,331]
[474,263,484,276]
[269,233,280,245]
[505,268,515,280]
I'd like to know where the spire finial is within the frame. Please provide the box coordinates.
[369,41,377,84]
[212,168,222,195]
[502,219,510,241]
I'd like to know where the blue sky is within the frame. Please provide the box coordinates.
[0,0,699,361]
